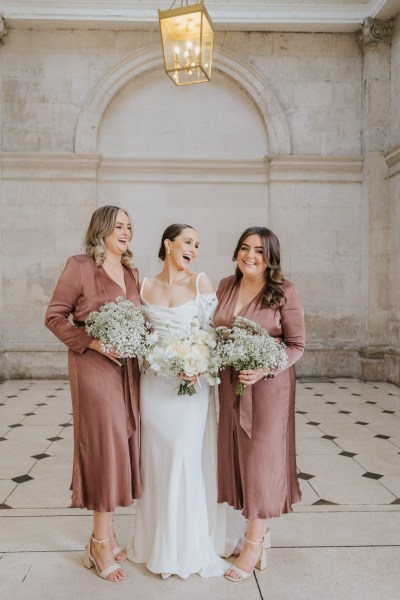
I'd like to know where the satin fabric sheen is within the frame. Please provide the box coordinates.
[214,275,305,520]
[127,275,229,578]
[45,255,141,512]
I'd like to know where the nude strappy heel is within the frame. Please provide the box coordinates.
[108,520,127,563]
[233,527,271,556]
[225,531,270,582]
[83,535,126,582]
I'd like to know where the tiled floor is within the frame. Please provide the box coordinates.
[1,378,400,600]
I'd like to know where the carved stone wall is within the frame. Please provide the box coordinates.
[0,24,398,383]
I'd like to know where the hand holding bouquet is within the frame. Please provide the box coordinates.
[145,316,220,396]
[216,316,288,395]
[86,297,152,366]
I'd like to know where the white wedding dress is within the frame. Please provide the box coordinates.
[127,274,244,578]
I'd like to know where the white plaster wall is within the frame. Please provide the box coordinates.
[97,68,269,284]
[220,32,362,156]
[0,30,361,156]
[270,179,362,343]
[98,70,268,158]
[0,27,379,379]
[0,166,98,377]
[97,179,269,282]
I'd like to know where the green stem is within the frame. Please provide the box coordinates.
[178,380,197,396]
[235,381,245,396]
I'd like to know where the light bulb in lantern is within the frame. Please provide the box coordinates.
[158,0,215,86]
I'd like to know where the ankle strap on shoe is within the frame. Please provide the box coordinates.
[92,536,109,544]
[243,536,263,547]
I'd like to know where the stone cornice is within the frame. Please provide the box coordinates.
[2,1,399,33]
[267,155,364,183]
[0,152,101,179]
[384,143,400,177]
[99,157,268,184]
[0,152,364,184]
[358,16,394,48]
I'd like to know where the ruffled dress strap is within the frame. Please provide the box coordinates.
[195,273,218,331]
[195,272,205,297]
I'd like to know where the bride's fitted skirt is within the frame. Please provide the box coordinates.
[127,370,227,578]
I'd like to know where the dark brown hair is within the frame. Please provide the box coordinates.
[233,226,285,309]
[158,223,195,261]
[84,205,133,266]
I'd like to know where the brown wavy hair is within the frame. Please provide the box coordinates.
[84,205,134,266]
[233,226,286,309]
[158,223,195,261]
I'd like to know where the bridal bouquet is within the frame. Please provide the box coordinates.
[145,316,220,396]
[216,316,288,395]
[86,296,153,366]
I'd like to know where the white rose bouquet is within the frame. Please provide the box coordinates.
[85,296,153,366]
[145,316,220,396]
[216,316,288,395]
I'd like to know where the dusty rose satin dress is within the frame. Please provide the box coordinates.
[214,276,305,520]
[45,254,141,512]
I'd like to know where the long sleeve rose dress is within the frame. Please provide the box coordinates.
[45,254,142,512]
[214,276,305,520]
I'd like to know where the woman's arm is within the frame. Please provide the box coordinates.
[45,257,94,354]
[280,282,305,369]
[239,281,305,386]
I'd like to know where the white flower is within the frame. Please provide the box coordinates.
[85,297,152,360]
[144,315,220,392]
[216,316,288,373]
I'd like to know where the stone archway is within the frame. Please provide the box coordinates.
[74,43,291,156]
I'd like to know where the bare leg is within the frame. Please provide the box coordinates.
[225,518,267,580]
[108,511,127,562]
[90,511,126,581]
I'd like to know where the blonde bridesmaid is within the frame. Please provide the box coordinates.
[45,205,142,582]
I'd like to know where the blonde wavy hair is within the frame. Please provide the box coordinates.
[84,205,134,267]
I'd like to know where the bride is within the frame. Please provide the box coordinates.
[127,223,233,578]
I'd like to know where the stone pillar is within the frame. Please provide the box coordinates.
[358,18,393,380]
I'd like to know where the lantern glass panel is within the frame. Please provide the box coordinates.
[159,2,214,86]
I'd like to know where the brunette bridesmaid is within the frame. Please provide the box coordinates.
[214,226,305,582]
[45,205,142,582]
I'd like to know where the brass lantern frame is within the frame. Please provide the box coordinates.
[158,0,215,86]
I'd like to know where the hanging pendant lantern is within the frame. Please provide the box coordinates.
[158,0,215,86]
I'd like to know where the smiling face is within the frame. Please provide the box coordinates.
[103,210,132,258]
[166,227,199,270]
[236,234,267,280]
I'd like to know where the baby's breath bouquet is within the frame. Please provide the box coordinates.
[216,316,288,395]
[145,316,220,396]
[86,297,153,366]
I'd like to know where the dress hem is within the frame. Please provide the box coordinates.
[218,494,302,521]
[69,498,135,512]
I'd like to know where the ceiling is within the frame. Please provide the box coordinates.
[1,0,400,32]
